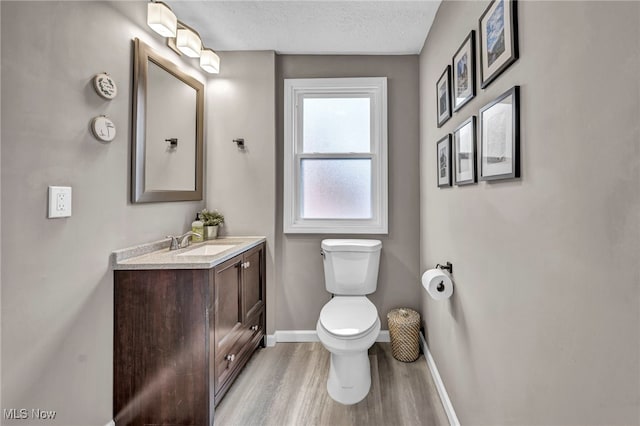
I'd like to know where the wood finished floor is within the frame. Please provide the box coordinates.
[215,342,448,426]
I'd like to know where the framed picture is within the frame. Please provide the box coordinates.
[479,86,520,181]
[436,66,452,128]
[452,31,476,112]
[479,0,519,89]
[437,134,452,187]
[453,116,477,185]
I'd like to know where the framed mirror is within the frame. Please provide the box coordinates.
[131,38,204,203]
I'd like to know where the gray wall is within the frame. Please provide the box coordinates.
[206,51,277,334]
[0,0,3,411]
[1,2,205,424]
[276,55,421,330]
[419,1,640,424]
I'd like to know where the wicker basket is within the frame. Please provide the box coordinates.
[387,308,421,362]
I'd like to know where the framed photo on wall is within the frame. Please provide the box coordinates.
[437,134,452,187]
[453,116,477,185]
[479,86,520,181]
[452,31,476,112]
[436,66,452,128]
[479,0,519,89]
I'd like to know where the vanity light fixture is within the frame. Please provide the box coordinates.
[147,1,177,38]
[200,49,220,74]
[146,2,221,74]
[176,23,202,58]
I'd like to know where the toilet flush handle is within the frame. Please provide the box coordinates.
[320,249,325,258]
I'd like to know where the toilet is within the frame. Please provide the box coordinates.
[316,239,382,405]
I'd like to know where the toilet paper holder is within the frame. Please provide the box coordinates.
[435,262,453,274]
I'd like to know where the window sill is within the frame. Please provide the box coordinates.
[284,222,388,235]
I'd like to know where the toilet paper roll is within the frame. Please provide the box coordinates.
[421,269,454,300]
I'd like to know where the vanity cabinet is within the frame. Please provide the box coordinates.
[113,242,265,426]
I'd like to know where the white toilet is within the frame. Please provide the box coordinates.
[316,239,382,405]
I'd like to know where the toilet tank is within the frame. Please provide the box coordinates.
[321,239,382,295]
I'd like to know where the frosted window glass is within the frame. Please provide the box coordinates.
[301,159,372,219]
[303,98,370,153]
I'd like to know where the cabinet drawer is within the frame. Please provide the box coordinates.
[217,309,264,386]
[214,309,265,402]
[214,331,245,394]
[243,308,264,346]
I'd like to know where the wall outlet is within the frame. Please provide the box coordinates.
[48,186,72,218]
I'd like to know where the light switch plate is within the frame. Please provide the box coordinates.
[48,186,72,218]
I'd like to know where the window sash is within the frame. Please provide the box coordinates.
[284,77,388,234]
[296,154,376,220]
[298,93,373,154]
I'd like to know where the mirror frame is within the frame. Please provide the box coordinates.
[131,38,204,203]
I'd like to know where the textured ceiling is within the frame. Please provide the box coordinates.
[166,1,441,55]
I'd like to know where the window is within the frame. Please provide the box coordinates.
[284,77,388,234]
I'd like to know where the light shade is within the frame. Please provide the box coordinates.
[200,49,220,74]
[176,27,202,58]
[147,2,177,38]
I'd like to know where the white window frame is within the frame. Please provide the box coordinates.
[283,77,388,234]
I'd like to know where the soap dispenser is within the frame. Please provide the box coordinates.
[192,214,204,242]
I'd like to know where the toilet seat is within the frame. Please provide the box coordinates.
[319,297,378,339]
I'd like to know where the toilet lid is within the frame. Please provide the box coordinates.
[319,297,378,338]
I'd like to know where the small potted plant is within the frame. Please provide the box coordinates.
[199,209,224,240]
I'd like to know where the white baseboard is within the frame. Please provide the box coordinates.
[420,333,460,426]
[275,330,319,343]
[377,330,390,342]
[266,329,390,345]
[265,334,277,347]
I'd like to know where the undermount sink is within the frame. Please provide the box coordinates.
[177,244,237,257]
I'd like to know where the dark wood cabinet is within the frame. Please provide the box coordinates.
[114,242,266,426]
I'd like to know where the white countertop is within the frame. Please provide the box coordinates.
[112,236,266,270]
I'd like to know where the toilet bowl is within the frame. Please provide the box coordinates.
[316,239,382,405]
[317,296,381,404]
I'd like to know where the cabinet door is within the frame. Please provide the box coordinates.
[242,244,264,320]
[213,255,243,366]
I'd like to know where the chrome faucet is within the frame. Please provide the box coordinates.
[166,231,202,250]
[180,231,201,248]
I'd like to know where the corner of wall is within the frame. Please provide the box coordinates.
[0,0,3,412]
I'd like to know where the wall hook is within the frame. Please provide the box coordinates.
[435,262,453,274]
[232,138,245,150]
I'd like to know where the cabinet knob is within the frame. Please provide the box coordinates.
[250,325,259,331]
[241,261,251,269]
[225,354,236,362]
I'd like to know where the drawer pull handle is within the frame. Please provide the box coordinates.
[225,354,235,362]
[250,325,259,331]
